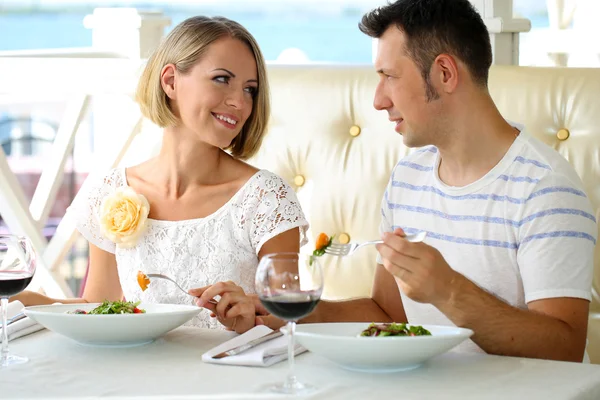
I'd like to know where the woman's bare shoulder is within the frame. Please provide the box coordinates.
[228,157,260,181]
[123,159,157,189]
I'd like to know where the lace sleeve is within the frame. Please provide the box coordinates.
[240,171,309,254]
[67,168,125,254]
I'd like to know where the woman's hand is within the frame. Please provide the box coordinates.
[248,293,269,316]
[9,291,34,306]
[189,281,257,334]
[10,291,88,307]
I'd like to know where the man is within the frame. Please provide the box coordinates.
[258,0,597,362]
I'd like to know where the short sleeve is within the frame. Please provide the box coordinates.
[240,171,309,254]
[376,174,395,265]
[516,174,597,303]
[67,168,125,254]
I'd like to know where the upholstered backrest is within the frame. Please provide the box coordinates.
[252,66,413,300]
[252,65,600,359]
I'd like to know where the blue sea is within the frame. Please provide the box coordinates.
[0,10,549,63]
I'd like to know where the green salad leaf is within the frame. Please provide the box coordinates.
[360,322,431,337]
[87,300,145,315]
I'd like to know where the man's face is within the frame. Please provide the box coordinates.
[373,27,442,148]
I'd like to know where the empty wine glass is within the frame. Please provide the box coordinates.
[0,234,36,368]
[255,252,323,395]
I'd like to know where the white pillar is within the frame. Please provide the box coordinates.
[471,0,531,65]
[570,0,600,67]
[83,8,171,160]
[83,8,171,59]
[545,0,577,67]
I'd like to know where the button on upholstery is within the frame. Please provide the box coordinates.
[338,233,351,244]
[293,175,305,187]
[557,128,570,141]
[349,125,361,137]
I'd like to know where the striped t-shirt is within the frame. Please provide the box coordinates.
[379,127,597,353]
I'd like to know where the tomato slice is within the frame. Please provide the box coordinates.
[315,232,330,251]
[137,270,151,291]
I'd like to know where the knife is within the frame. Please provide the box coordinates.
[212,329,283,359]
[0,312,26,327]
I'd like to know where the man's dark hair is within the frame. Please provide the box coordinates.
[359,0,493,98]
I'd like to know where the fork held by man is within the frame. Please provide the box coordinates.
[324,231,427,257]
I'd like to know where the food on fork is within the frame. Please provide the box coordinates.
[68,300,146,315]
[313,233,333,257]
[359,322,431,337]
[137,270,151,291]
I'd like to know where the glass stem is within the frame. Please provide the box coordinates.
[1,297,9,364]
[284,321,298,389]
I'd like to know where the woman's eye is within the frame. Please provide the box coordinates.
[213,76,230,84]
[244,87,257,96]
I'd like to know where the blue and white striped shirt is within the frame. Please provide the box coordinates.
[380,128,597,353]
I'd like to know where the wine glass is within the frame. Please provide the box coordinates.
[0,234,36,368]
[255,252,323,395]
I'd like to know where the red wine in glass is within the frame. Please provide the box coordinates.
[1,235,36,368]
[255,252,323,395]
[0,272,33,298]
[259,292,320,321]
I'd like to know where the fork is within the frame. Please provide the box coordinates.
[324,231,428,257]
[145,273,218,306]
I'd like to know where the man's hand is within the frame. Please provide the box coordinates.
[376,228,461,306]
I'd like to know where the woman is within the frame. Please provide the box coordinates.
[13,16,308,334]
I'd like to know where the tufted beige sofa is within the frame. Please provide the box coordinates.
[252,65,600,362]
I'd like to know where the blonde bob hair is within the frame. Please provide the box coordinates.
[135,16,270,160]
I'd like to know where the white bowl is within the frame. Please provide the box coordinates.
[292,322,473,373]
[24,303,201,347]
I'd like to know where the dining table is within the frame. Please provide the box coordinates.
[2,326,600,399]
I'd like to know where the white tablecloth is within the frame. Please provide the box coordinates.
[2,327,600,399]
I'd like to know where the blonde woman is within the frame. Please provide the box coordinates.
[14,16,309,334]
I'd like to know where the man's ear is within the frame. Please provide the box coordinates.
[160,64,177,99]
[431,54,459,94]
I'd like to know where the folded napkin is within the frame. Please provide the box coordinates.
[0,300,45,343]
[202,325,307,367]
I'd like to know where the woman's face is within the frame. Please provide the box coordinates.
[164,36,258,148]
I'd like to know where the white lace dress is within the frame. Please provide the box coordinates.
[69,167,309,329]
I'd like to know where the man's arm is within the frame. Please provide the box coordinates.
[257,263,407,328]
[378,230,590,362]
[438,274,589,362]
[302,263,406,323]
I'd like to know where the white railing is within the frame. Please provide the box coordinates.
[0,57,146,297]
[0,48,128,58]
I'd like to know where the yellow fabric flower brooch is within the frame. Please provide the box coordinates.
[98,187,150,248]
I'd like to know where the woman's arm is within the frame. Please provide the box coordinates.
[11,243,123,306]
[257,227,300,259]
[191,228,301,333]
[80,243,123,302]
